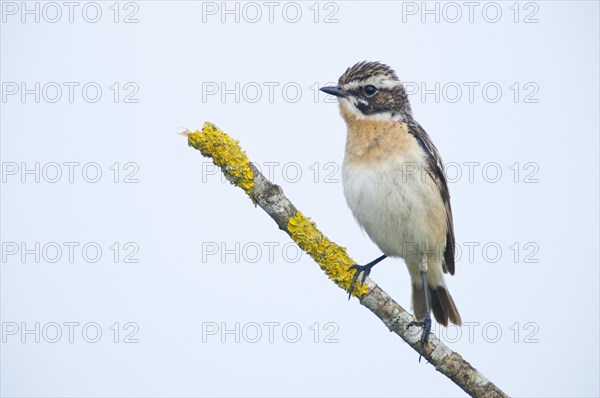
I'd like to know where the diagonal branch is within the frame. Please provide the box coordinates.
[184,122,508,398]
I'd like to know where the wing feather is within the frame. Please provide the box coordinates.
[407,121,456,275]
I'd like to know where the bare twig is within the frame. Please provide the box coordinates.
[184,122,508,398]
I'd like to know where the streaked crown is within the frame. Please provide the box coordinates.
[338,61,398,85]
[321,61,412,122]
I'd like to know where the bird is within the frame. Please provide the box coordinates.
[320,61,462,348]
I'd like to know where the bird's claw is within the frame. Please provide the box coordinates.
[347,264,371,300]
[407,315,432,362]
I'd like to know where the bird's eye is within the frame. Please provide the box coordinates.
[363,85,378,97]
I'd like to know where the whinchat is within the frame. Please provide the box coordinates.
[320,61,462,348]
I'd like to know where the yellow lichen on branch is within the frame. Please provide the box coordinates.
[186,122,254,200]
[288,212,368,297]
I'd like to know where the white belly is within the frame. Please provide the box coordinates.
[342,156,447,268]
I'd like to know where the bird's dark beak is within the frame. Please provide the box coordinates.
[320,86,348,98]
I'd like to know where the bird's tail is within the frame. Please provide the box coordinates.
[412,283,462,327]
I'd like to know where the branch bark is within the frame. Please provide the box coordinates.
[184,122,509,398]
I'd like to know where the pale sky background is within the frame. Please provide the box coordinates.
[1,1,599,397]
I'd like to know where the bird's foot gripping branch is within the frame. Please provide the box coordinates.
[183,122,507,398]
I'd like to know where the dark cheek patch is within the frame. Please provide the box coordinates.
[357,92,396,116]
[357,101,373,115]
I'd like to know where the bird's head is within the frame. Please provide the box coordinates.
[320,61,412,123]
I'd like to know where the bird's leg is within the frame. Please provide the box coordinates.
[347,254,387,299]
[407,253,432,361]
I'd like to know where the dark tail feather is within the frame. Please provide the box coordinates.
[430,286,462,326]
[411,284,430,322]
[412,284,462,326]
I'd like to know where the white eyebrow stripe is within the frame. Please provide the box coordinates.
[343,76,403,91]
